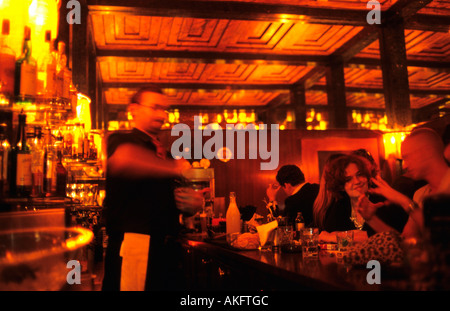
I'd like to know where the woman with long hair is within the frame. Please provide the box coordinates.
[315,154,408,238]
[312,153,345,230]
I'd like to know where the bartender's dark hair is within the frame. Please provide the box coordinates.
[131,85,164,105]
[276,165,305,187]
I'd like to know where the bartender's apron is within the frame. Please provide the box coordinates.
[119,232,150,291]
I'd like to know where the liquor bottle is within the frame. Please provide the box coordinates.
[0,19,15,97]
[88,135,97,160]
[30,126,44,197]
[55,145,67,197]
[54,129,64,155]
[37,30,56,97]
[75,123,85,160]
[10,111,32,197]
[226,192,241,235]
[83,132,89,160]
[43,128,55,196]
[294,212,304,240]
[0,123,10,196]
[14,26,37,98]
[55,41,68,98]
[63,127,72,159]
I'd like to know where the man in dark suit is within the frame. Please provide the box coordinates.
[266,165,319,227]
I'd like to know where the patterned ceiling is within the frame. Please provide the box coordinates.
[86,0,450,120]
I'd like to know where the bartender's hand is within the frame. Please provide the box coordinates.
[266,183,280,201]
[174,158,192,177]
[174,187,204,216]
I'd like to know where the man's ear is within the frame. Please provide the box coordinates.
[128,104,138,117]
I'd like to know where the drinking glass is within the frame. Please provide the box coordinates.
[301,228,319,258]
[336,231,354,251]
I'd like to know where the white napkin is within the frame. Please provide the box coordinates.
[256,220,278,246]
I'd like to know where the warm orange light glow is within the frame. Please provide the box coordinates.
[76,93,92,133]
[217,147,232,162]
[65,226,94,250]
[383,131,409,159]
[1,0,59,66]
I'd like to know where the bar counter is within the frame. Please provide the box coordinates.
[180,233,412,291]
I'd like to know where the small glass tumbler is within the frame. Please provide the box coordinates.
[336,231,354,252]
[301,228,319,258]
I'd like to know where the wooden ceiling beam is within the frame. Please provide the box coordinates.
[102,83,450,98]
[102,83,291,91]
[96,52,450,71]
[96,50,328,66]
[407,14,450,32]
[87,0,448,31]
[311,85,450,97]
[87,0,369,25]
[348,58,450,70]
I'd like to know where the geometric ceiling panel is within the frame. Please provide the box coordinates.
[99,60,314,84]
[275,24,363,55]
[306,92,446,110]
[418,0,450,15]
[306,91,328,106]
[314,68,384,89]
[103,88,283,106]
[356,30,450,62]
[92,14,364,55]
[346,92,385,109]
[88,0,450,123]
[316,67,450,90]
[408,67,450,89]
[165,90,282,106]
[410,95,447,109]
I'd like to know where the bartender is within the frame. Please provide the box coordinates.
[101,85,203,291]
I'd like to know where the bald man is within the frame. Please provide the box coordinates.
[402,128,450,203]
[358,128,450,239]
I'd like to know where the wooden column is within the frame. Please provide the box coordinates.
[325,61,348,129]
[378,19,412,129]
[290,85,307,129]
[71,0,88,94]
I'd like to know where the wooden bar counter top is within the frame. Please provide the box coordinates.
[180,233,412,291]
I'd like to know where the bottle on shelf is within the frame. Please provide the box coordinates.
[226,191,241,235]
[0,123,11,196]
[75,123,85,160]
[0,19,16,98]
[43,127,55,197]
[55,41,71,99]
[55,141,67,197]
[37,30,56,98]
[9,110,32,197]
[88,135,97,160]
[63,126,73,159]
[14,26,37,99]
[294,212,305,240]
[30,126,44,197]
